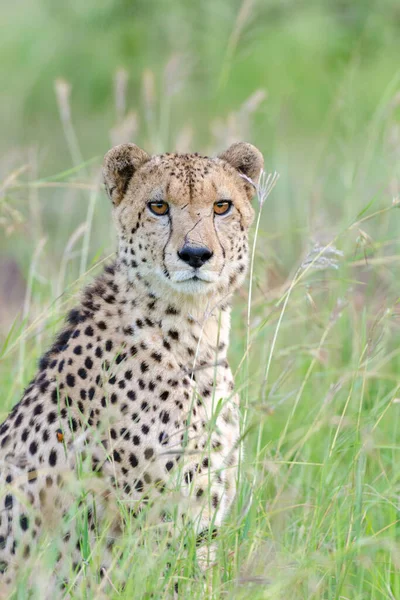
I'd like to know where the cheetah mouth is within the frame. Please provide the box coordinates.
[170,270,218,284]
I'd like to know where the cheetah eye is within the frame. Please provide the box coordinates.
[214,200,232,215]
[148,201,169,216]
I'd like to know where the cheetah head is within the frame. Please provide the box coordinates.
[103,142,263,297]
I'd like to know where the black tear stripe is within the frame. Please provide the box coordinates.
[235,204,245,231]
[162,213,173,279]
[213,213,226,276]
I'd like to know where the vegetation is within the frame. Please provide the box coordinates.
[1,0,400,597]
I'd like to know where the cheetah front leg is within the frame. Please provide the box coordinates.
[174,419,240,575]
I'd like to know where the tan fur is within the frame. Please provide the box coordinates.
[0,142,263,592]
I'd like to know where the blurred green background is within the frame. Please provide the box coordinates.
[1,0,400,272]
[2,1,400,598]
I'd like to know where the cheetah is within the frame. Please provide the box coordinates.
[0,141,263,594]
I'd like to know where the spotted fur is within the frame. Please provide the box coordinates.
[0,142,263,592]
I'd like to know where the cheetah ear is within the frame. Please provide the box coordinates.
[218,142,264,192]
[103,143,150,206]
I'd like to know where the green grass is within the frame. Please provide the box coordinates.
[2,0,400,597]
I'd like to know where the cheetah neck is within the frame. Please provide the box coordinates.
[99,260,232,367]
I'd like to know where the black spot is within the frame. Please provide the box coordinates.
[29,441,38,455]
[0,423,9,438]
[165,461,174,472]
[33,404,43,416]
[39,380,50,394]
[39,354,50,371]
[67,309,86,325]
[127,390,136,401]
[116,353,127,365]
[73,346,82,355]
[20,515,29,531]
[52,329,72,354]
[88,387,95,400]
[158,431,169,445]
[95,346,103,358]
[118,428,129,443]
[168,329,179,341]
[132,435,140,446]
[113,450,121,463]
[78,368,87,380]
[5,495,13,509]
[129,453,138,468]
[47,412,57,424]
[85,357,93,369]
[160,391,169,401]
[144,448,154,460]
[68,418,78,433]
[66,374,75,387]
[97,321,107,330]
[48,448,57,466]
[160,410,170,424]
[134,479,144,493]
[151,352,162,363]
[166,305,179,315]
[105,340,113,352]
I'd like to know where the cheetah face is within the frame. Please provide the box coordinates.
[103,142,263,297]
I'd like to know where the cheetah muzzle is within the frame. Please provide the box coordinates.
[0,141,263,593]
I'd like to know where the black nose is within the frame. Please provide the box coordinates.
[178,245,213,269]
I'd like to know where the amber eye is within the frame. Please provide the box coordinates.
[214,200,232,215]
[148,201,169,216]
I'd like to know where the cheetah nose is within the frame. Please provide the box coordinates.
[178,244,213,269]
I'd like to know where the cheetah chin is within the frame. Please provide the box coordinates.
[0,141,263,594]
